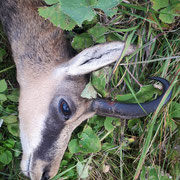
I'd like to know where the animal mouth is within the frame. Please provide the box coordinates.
[27,154,32,177]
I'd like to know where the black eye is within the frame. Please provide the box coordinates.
[59,99,71,120]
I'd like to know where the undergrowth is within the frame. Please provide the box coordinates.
[0,0,179,180]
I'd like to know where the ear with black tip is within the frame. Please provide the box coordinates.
[65,41,135,76]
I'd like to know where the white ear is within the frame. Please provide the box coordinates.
[65,41,135,76]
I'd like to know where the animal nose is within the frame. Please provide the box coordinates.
[41,171,50,180]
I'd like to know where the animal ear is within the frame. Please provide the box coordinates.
[66,41,135,76]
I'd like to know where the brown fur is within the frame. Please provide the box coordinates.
[0,0,72,84]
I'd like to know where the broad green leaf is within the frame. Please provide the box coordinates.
[104,117,120,132]
[38,5,76,30]
[0,48,6,62]
[81,82,97,99]
[128,119,143,135]
[44,0,59,5]
[171,102,180,118]
[68,139,81,154]
[60,160,68,167]
[102,142,115,151]
[104,117,114,132]
[88,23,108,43]
[14,142,21,157]
[0,94,7,101]
[0,150,12,165]
[71,33,93,51]
[151,0,169,11]
[93,0,119,17]
[4,139,15,149]
[92,67,112,97]
[7,94,19,102]
[167,119,177,132]
[0,79,7,92]
[148,166,159,179]
[7,123,19,137]
[159,7,176,24]
[2,115,18,124]
[60,0,96,26]
[151,0,180,24]
[85,0,98,6]
[63,152,73,160]
[116,85,159,103]
[140,166,172,180]
[79,126,101,153]
[88,115,105,130]
[76,161,89,178]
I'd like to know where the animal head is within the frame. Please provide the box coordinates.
[0,0,172,180]
[15,43,172,180]
[19,42,136,180]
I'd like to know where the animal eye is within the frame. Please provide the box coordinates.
[59,99,71,120]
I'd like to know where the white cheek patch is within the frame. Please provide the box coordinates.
[20,113,47,155]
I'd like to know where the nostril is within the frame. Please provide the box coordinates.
[41,171,50,180]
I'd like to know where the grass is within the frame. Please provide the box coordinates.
[0,0,180,180]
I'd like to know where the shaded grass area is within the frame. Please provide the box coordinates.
[0,0,180,180]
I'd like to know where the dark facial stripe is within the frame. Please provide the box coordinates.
[33,100,65,162]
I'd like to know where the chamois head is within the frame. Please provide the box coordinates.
[19,43,171,180]
[0,1,172,180]
[19,42,137,180]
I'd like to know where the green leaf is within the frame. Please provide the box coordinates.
[13,142,21,157]
[38,4,76,30]
[7,123,19,137]
[151,0,169,11]
[79,126,101,153]
[81,82,98,99]
[128,119,143,135]
[104,117,114,132]
[60,0,96,26]
[104,117,120,132]
[0,48,6,62]
[102,142,115,151]
[68,139,81,154]
[93,0,119,17]
[71,33,94,51]
[0,94,7,101]
[116,85,159,103]
[0,79,7,92]
[168,119,177,132]
[2,115,18,124]
[92,67,112,97]
[151,0,180,24]
[140,166,172,180]
[4,139,15,149]
[171,102,180,119]
[88,23,108,43]
[76,160,89,178]
[159,6,176,24]
[85,0,98,6]
[44,0,59,5]
[0,150,12,165]
[7,94,19,102]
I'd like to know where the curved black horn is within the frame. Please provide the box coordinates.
[91,77,172,119]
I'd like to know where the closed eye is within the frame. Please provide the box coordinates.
[58,98,71,120]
